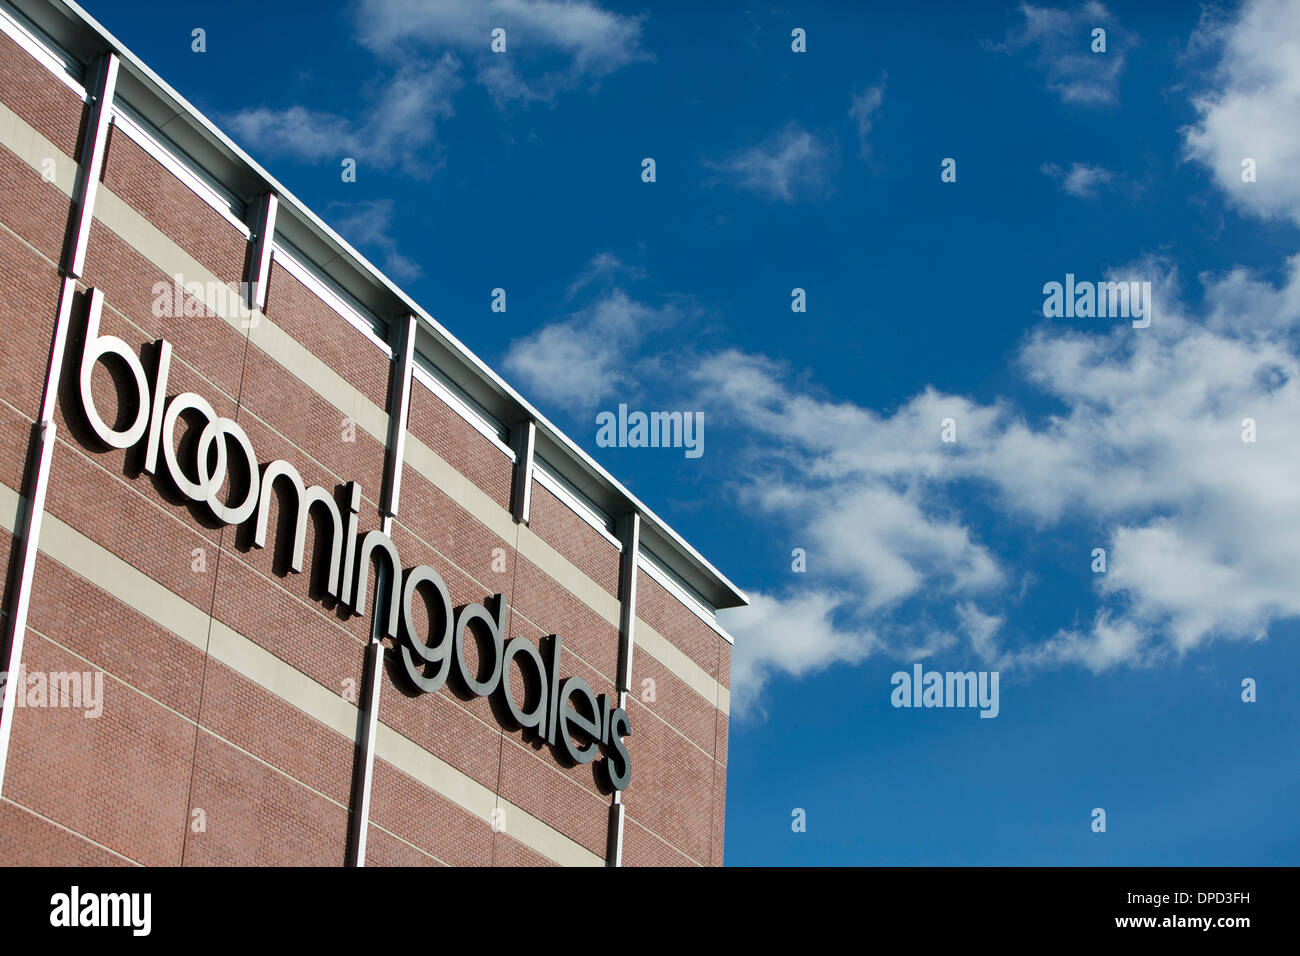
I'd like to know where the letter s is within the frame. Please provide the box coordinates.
[605,708,632,791]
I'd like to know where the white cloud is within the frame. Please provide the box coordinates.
[990,1,1131,105]
[1022,615,1150,672]
[956,602,1005,663]
[505,250,1300,714]
[1184,0,1300,227]
[723,590,876,717]
[565,252,646,299]
[849,80,886,159]
[696,248,1300,709]
[228,0,645,174]
[327,199,422,282]
[502,287,678,412]
[228,59,461,178]
[1041,160,1117,198]
[356,0,649,105]
[707,122,834,202]
[493,0,1300,716]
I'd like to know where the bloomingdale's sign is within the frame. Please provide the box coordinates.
[73,290,631,789]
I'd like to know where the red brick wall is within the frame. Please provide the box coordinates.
[100,127,247,285]
[526,481,620,599]
[260,261,390,411]
[624,572,732,865]
[0,30,83,157]
[0,36,734,868]
[5,626,194,866]
[636,570,726,686]
[0,140,69,263]
[407,380,513,511]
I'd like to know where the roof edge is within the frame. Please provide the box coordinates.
[9,0,749,611]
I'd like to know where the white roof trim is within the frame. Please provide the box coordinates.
[638,545,735,645]
[533,457,622,551]
[410,360,515,460]
[270,239,392,356]
[3,0,749,615]
[110,103,250,237]
[0,1,83,97]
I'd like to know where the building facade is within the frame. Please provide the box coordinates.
[0,0,744,867]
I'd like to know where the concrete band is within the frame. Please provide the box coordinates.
[0,478,604,867]
[0,50,118,805]
[0,100,730,718]
[0,111,724,870]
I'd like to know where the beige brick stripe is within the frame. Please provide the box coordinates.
[0,479,603,867]
[0,99,730,718]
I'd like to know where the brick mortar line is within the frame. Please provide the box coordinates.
[0,794,142,866]
[361,799,449,867]
[12,398,726,777]
[1,100,726,859]
[0,205,64,274]
[0,435,726,836]
[4,190,729,720]
[8,626,445,867]
[622,812,704,867]
[10,519,656,859]
[15,628,352,861]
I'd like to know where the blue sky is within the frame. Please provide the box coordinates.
[91,0,1300,864]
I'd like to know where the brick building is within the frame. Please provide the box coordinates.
[0,0,744,866]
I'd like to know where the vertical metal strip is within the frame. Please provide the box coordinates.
[0,418,55,789]
[346,629,384,866]
[606,510,640,866]
[348,315,415,866]
[64,53,118,280]
[509,420,535,524]
[245,192,278,312]
[0,50,118,796]
[616,512,640,693]
[380,315,416,520]
[607,801,625,867]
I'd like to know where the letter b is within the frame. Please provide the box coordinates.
[79,288,150,449]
